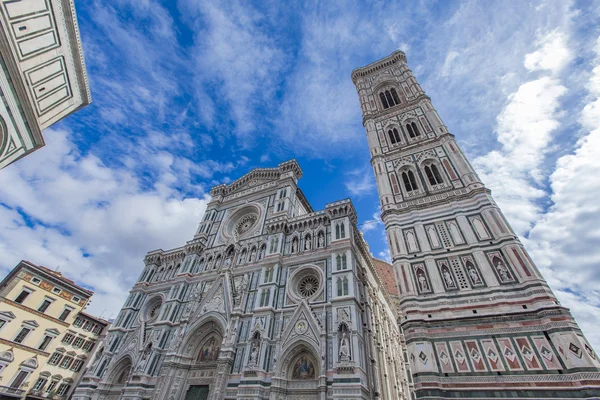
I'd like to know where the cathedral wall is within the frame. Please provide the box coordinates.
[73,162,411,400]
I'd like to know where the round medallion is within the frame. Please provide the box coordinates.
[295,320,308,334]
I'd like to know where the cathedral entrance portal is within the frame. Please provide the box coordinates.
[282,351,320,400]
[184,385,209,400]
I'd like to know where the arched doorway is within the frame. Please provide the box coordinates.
[179,321,225,400]
[104,357,132,398]
[277,343,322,399]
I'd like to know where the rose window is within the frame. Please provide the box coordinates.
[143,298,162,322]
[235,214,258,236]
[298,276,319,298]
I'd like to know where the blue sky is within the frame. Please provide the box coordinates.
[1,0,600,349]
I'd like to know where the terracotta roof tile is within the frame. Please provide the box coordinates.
[372,257,399,296]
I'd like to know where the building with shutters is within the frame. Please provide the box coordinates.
[0,261,107,399]
[0,0,91,169]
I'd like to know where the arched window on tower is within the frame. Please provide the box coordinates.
[406,121,421,138]
[388,128,401,145]
[401,170,418,192]
[380,88,401,109]
[425,164,444,186]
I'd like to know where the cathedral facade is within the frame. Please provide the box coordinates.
[351,51,600,398]
[72,160,411,400]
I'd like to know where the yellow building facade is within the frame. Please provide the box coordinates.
[0,261,107,400]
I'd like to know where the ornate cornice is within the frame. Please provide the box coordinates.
[351,50,407,83]
[0,337,50,357]
[0,298,70,327]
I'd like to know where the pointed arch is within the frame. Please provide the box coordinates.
[180,315,227,358]
[278,339,321,380]
[106,355,133,385]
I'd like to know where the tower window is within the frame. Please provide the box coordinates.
[406,122,421,138]
[388,128,401,145]
[380,88,401,109]
[336,254,348,271]
[337,277,349,296]
[402,171,418,192]
[425,165,444,185]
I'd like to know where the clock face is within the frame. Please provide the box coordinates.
[295,320,308,334]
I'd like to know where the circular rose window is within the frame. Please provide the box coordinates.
[288,265,324,302]
[235,214,258,237]
[298,276,319,298]
[143,298,162,322]
[222,205,262,242]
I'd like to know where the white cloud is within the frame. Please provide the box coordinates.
[473,30,571,236]
[524,30,573,74]
[180,0,286,138]
[345,168,376,197]
[525,36,600,349]
[440,51,460,77]
[0,130,209,318]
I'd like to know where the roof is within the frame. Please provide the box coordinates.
[78,311,110,326]
[371,257,399,296]
[17,260,94,297]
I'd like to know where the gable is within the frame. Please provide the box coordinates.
[281,300,322,351]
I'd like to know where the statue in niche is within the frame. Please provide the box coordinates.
[467,264,481,284]
[318,233,325,248]
[248,344,258,365]
[292,239,298,253]
[494,258,511,281]
[417,270,429,292]
[442,267,455,288]
[305,237,311,250]
[249,248,256,262]
[259,246,266,259]
[169,327,185,351]
[224,254,233,269]
[229,322,238,344]
[136,343,152,371]
[339,332,350,360]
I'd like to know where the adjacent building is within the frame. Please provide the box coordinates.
[72,160,412,400]
[352,51,600,399]
[0,0,91,169]
[0,261,107,399]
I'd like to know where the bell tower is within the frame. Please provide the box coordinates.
[352,51,600,399]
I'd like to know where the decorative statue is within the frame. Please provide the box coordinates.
[442,269,454,287]
[259,246,266,259]
[339,332,350,359]
[169,327,185,351]
[249,248,256,262]
[318,233,325,248]
[229,322,238,343]
[496,260,510,281]
[292,240,298,253]
[468,266,481,284]
[305,238,311,250]
[418,272,428,291]
[249,344,258,365]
